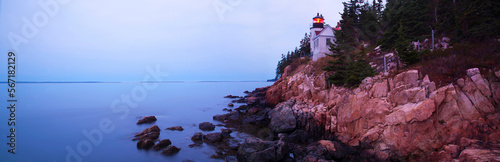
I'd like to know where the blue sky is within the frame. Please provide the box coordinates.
[0,0,348,82]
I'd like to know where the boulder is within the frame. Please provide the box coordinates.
[224,95,241,98]
[166,126,184,131]
[266,83,284,106]
[306,140,350,160]
[137,139,155,149]
[137,132,159,141]
[462,75,495,113]
[242,113,269,126]
[393,70,419,88]
[137,116,157,124]
[286,129,309,143]
[225,156,238,162]
[458,148,500,161]
[248,107,262,114]
[421,75,437,94]
[237,137,287,162]
[371,80,388,98]
[269,100,297,133]
[385,99,435,124]
[247,97,259,105]
[191,132,204,142]
[233,98,246,103]
[213,111,241,122]
[205,132,223,143]
[455,89,481,121]
[228,103,234,107]
[466,68,480,77]
[235,105,247,111]
[469,70,492,97]
[134,125,160,141]
[153,139,172,151]
[443,144,460,158]
[199,122,215,131]
[161,145,181,155]
[388,87,426,106]
[188,143,202,148]
[221,128,233,138]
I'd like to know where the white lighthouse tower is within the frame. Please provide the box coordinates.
[310,13,337,61]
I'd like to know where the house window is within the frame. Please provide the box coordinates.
[326,38,331,45]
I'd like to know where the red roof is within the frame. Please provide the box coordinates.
[315,26,339,37]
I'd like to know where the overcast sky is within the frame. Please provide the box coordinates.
[0,0,348,82]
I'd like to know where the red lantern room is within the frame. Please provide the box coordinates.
[312,13,324,28]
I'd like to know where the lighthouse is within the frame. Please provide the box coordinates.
[310,13,337,61]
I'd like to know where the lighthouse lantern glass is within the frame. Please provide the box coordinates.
[314,18,324,24]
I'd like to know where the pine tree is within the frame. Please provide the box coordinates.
[275,33,312,79]
[379,0,430,50]
[456,0,500,41]
[336,0,361,53]
[323,43,349,86]
[299,33,311,57]
[359,2,380,44]
[323,34,374,87]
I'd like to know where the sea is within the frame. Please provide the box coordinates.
[0,81,273,162]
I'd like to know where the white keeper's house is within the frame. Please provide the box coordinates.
[310,13,341,61]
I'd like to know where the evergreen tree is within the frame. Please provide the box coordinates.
[324,2,375,89]
[379,0,430,51]
[435,0,457,38]
[299,33,311,57]
[275,33,311,79]
[336,0,361,53]
[456,0,500,41]
[323,41,374,87]
[378,0,402,50]
[359,2,380,44]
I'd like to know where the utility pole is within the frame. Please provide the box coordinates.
[418,40,420,51]
[384,55,388,75]
[429,25,435,51]
[432,29,435,50]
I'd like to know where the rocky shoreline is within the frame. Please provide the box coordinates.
[212,67,500,161]
[214,85,368,161]
[128,67,499,161]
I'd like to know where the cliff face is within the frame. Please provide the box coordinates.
[266,62,500,160]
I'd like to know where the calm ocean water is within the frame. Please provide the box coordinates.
[0,82,272,162]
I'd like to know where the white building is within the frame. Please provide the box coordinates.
[310,13,340,61]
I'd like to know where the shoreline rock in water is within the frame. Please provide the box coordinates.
[214,67,500,161]
[224,95,242,99]
[166,126,184,131]
[153,139,172,151]
[161,145,181,155]
[134,125,160,141]
[137,116,157,124]
[199,122,215,131]
[135,125,160,149]
[189,128,238,159]
[133,125,181,155]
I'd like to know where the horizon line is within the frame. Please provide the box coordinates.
[1,80,275,84]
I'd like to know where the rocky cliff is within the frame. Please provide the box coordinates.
[265,62,500,161]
